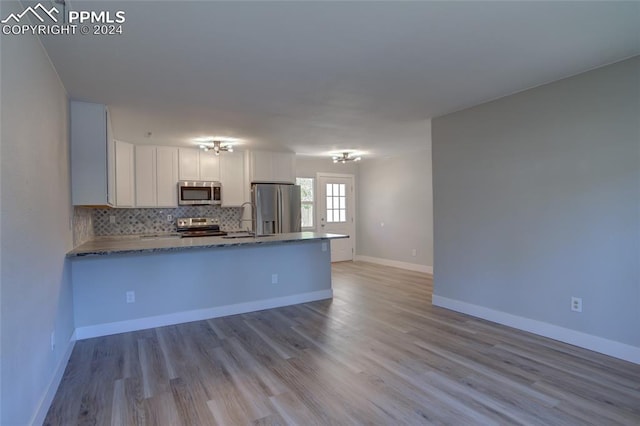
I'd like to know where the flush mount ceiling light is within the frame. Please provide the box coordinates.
[200,140,234,156]
[332,152,362,163]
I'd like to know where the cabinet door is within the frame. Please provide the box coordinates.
[134,145,157,207]
[199,152,220,181]
[106,110,116,206]
[271,152,296,183]
[70,101,110,205]
[219,151,246,207]
[250,151,273,183]
[178,148,200,180]
[250,151,296,183]
[115,141,135,207]
[156,147,179,207]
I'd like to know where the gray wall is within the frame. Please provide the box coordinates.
[0,1,75,423]
[357,132,433,268]
[72,241,331,330]
[432,57,639,347]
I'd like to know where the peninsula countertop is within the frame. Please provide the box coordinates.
[67,232,348,257]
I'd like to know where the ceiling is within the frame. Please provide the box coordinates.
[37,1,640,158]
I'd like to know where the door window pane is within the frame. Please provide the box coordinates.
[325,183,347,224]
[296,178,314,228]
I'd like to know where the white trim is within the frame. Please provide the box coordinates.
[317,172,356,261]
[432,295,640,365]
[355,255,433,274]
[30,334,76,426]
[75,289,333,340]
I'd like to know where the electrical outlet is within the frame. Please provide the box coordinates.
[50,331,55,352]
[271,274,278,284]
[109,215,116,224]
[167,214,173,222]
[411,248,417,257]
[126,291,135,304]
[321,242,327,252]
[571,297,582,312]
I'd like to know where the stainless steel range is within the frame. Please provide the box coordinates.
[176,217,227,238]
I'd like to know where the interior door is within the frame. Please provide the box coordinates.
[317,174,355,262]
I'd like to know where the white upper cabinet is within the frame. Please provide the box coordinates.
[249,151,296,184]
[271,152,296,183]
[156,147,179,207]
[219,151,247,207]
[179,148,220,181]
[178,148,200,181]
[70,101,133,207]
[135,145,157,207]
[114,140,135,207]
[70,101,112,206]
[250,151,273,183]
[199,152,220,181]
[136,146,179,207]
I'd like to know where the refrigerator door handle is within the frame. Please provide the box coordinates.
[276,186,282,233]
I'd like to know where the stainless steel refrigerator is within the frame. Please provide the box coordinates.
[252,183,301,235]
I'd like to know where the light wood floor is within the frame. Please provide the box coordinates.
[46,261,640,425]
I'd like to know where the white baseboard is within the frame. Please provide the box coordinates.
[75,289,333,340]
[355,255,433,274]
[30,334,76,426]
[432,295,640,365]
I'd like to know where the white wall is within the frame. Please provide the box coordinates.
[0,2,75,424]
[432,57,640,361]
[356,126,433,271]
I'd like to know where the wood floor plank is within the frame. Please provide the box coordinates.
[169,377,216,426]
[45,261,640,425]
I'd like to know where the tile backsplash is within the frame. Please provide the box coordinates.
[73,207,95,246]
[74,205,244,239]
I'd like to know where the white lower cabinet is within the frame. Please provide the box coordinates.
[219,151,247,207]
[135,145,178,207]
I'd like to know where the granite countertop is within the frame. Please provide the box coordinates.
[67,232,348,257]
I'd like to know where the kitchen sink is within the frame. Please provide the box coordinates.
[222,232,270,239]
[139,234,181,240]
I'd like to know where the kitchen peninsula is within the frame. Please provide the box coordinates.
[68,232,347,339]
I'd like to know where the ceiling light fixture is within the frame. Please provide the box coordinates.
[200,140,234,156]
[332,152,362,163]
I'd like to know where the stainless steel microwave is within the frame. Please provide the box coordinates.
[178,181,221,205]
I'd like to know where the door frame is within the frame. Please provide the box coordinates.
[316,172,356,260]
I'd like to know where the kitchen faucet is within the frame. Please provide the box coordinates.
[239,201,256,233]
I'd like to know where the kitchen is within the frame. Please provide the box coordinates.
[66,98,348,339]
[2,1,639,425]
